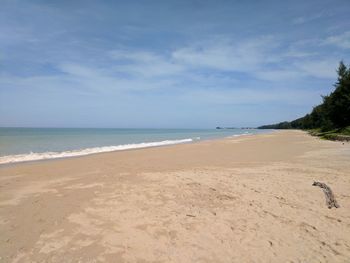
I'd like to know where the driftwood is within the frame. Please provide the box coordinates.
[312,181,340,209]
[186,214,196,217]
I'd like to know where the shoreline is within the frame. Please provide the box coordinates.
[0,131,265,167]
[1,130,350,262]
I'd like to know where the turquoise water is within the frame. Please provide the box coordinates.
[0,128,270,164]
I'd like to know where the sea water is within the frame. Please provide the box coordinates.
[0,128,270,164]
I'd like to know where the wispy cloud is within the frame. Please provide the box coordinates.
[324,31,350,49]
[291,11,327,25]
[110,50,184,77]
[182,87,321,106]
[172,36,279,72]
[294,59,340,79]
[171,36,338,81]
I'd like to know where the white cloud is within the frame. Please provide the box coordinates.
[324,31,350,49]
[59,63,102,77]
[172,36,278,72]
[291,12,326,25]
[294,59,339,79]
[1,35,339,105]
[171,36,338,81]
[283,50,316,58]
[292,17,307,25]
[110,50,158,62]
[181,87,320,106]
[255,69,301,81]
[110,50,184,77]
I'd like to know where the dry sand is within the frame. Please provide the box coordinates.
[1,130,350,262]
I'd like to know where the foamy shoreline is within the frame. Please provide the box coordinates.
[0,132,257,165]
[0,138,195,165]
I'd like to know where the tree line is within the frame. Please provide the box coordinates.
[259,61,350,132]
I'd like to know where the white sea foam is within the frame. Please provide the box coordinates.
[229,133,251,138]
[0,138,193,165]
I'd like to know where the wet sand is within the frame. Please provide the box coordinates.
[1,130,350,262]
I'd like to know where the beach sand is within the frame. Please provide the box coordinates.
[1,130,350,262]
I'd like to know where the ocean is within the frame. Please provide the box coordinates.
[0,128,270,164]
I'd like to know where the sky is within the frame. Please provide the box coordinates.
[0,0,349,128]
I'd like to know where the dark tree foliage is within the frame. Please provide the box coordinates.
[259,61,350,131]
[324,61,350,128]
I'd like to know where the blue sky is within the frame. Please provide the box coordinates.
[0,0,349,128]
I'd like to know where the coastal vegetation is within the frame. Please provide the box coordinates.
[259,61,350,140]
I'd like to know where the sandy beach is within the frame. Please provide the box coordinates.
[1,130,350,262]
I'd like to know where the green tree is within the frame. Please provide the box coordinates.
[324,61,350,128]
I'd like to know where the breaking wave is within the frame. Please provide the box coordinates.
[0,138,194,165]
